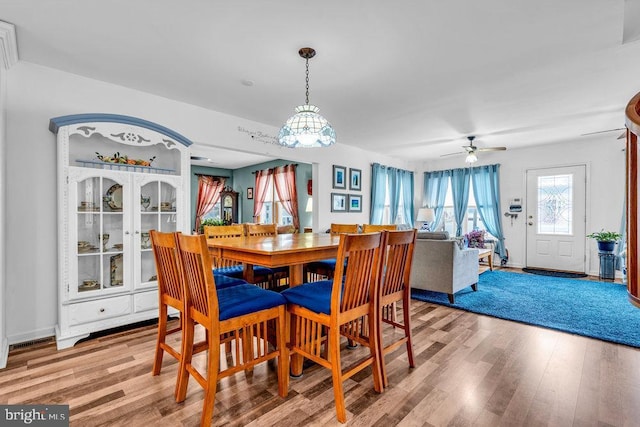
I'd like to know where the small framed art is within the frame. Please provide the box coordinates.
[247,187,254,199]
[349,168,362,191]
[348,194,362,212]
[331,193,347,212]
[333,165,347,189]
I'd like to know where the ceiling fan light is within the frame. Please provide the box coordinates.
[465,152,478,164]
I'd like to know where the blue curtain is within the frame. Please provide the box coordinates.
[470,164,507,260]
[399,169,415,227]
[370,163,387,224]
[451,168,471,237]
[423,170,450,230]
[370,163,414,226]
[388,167,400,224]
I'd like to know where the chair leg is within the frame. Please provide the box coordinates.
[328,328,347,423]
[152,304,168,376]
[402,297,415,369]
[276,306,289,397]
[200,333,220,427]
[448,294,455,304]
[175,316,195,402]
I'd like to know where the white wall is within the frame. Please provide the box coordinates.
[421,137,626,275]
[4,61,410,344]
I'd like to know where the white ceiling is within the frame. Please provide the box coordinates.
[2,0,640,167]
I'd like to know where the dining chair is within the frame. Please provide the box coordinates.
[362,224,398,233]
[304,223,359,282]
[175,233,289,427]
[376,229,417,387]
[204,224,272,287]
[149,230,184,395]
[281,231,386,423]
[245,223,289,290]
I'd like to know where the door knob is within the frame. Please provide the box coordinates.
[528,222,533,226]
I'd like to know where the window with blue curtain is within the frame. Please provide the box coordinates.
[370,163,414,227]
[424,164,508,262]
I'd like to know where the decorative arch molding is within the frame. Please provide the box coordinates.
[49,113,193,148]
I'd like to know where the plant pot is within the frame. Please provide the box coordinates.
[597,241,616,252]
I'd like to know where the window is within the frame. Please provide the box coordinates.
[202,201,222,221]
[442,183,492,237]
[379,177,407,225]
[537,174,572,235]
[257,182,293,225]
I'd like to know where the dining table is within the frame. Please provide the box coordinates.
[207,232,340,286]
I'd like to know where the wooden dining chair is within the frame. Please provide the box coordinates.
[205,224,272,287]
[362,224,397,233]
[175,233,289,427]
[281,232,386,423]
[149,230,184,394]
[304,223,359,282]
[245,223,290,289]
[376,229,417,387]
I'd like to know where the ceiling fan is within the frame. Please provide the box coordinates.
[580,127,626,140]
[441,136,507,163]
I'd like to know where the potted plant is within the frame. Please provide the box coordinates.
[199,217,225,234]
[586,229,622,252]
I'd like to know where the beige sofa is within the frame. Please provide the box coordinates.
[409,231,479,303]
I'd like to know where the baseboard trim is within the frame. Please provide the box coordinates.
[0,337,8,369]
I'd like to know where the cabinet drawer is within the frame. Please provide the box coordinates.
[134,291,159,313]
[69,296,132,326]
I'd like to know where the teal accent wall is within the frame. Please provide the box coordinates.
[190,165,233,232]
[233,160,312,231]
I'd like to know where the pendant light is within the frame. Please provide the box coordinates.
[278,47,336,148]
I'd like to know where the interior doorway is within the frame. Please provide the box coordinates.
[525,165,587,272]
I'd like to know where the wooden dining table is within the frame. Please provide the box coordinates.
[207,232,340,286]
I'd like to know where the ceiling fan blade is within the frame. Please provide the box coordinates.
[617,131,626,140]
[581,128,626,137]
[477,147,507,152]
[440,151,465,157]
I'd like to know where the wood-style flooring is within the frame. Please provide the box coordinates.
[1,271,639,426]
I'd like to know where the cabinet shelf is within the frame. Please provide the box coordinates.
[76,159,176,175]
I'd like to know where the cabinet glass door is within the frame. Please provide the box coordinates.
[137,177,179,288]
[73,173,127,297]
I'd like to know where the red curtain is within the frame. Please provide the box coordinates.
[253,169,273,221]
[273,164,300,229]
[194,175,225,232]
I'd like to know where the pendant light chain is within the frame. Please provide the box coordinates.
[305,58,310,105]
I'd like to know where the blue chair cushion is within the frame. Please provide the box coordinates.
[217,284,286,321]
[307,258,337,271]
[213,273,248,289]
[281,280,334,315]
[214,265,273,279]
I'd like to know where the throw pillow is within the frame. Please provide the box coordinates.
[465,230,485,248]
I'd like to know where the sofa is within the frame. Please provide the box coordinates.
[409,231,479,303]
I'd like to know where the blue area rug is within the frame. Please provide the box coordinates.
[411,270,640,348]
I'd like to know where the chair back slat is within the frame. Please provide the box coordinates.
[150,230,183,302]
[203,224,245,239]
[176,234,219,322]
[246,223,277,236]
[330,223,359,235]
[334,232,386,314]
[362,224,397,233]
[381,230,417,298]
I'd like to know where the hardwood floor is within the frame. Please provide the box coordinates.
[2,273,639,426]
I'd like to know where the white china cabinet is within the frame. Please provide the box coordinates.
[49,114,191,349]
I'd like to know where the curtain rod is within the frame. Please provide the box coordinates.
[194,173,229,178]
[251,163,299,174]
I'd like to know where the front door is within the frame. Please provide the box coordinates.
[525,165,586,272]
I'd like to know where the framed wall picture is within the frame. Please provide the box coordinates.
[247,187,254,199]
[349,168,362,191]
[333,165,347,189]
[331,193,347,212]
[348,194,362,212]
